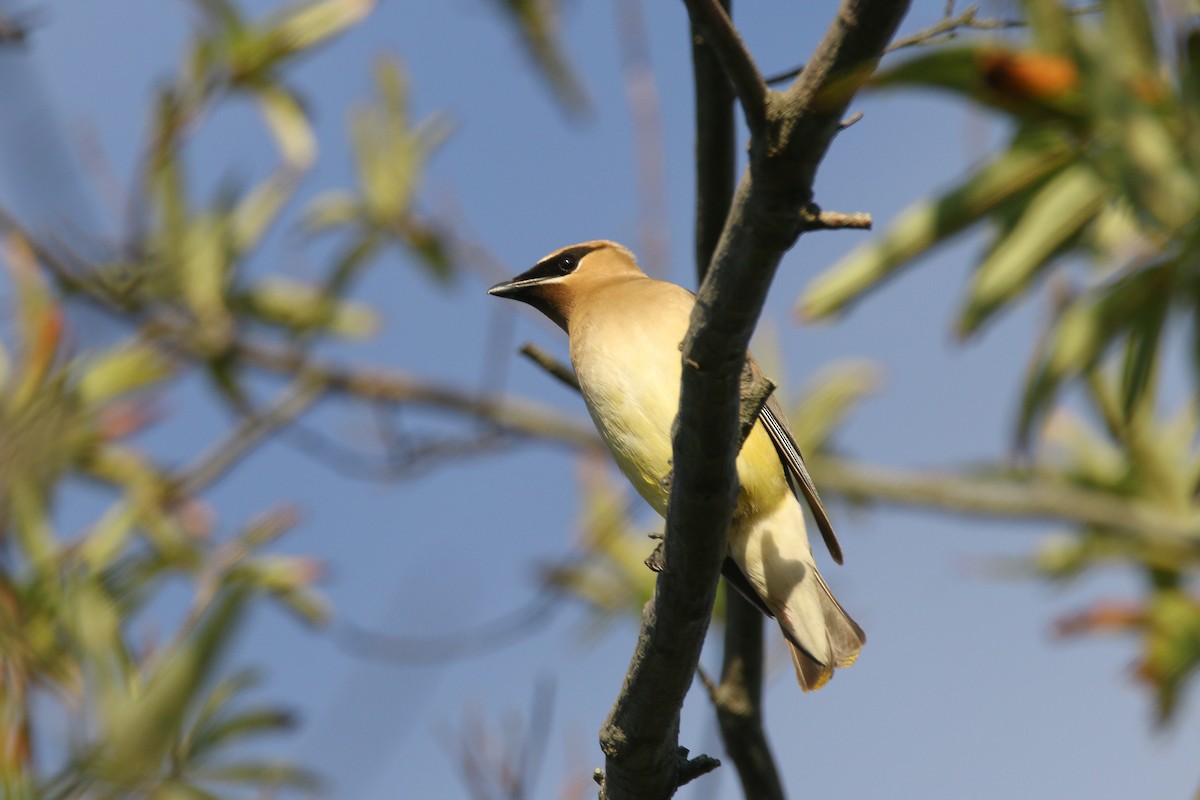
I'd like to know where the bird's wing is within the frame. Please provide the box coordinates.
[746,357,845,565]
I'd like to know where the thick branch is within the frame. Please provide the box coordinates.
[599,1,909,798]
[692,15,785,793]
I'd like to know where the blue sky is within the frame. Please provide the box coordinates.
[3,0,1199,797]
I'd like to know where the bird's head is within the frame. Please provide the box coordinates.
[487,240,644,331]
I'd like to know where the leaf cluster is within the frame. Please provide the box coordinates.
[798,0,1200,723]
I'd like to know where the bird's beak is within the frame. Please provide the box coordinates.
[486,269,570,331]
[487,269,551,299]
[487,277,529,298]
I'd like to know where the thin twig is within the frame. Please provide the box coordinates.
[519,343,580,391]
[171,375,323,498]
[764,2,1044,86]
[803,206,873,231]
[231,338,602,451]
[338,590,560,664]
[885,4,1025,51]
[839,110,865,130]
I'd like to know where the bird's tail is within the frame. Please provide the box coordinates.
[779,566,865,692]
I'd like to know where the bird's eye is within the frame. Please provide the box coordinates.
[554,254,578,275]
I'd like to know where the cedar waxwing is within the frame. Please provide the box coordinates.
[488,241,864,691]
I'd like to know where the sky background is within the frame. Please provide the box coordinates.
[2,0,1199,797]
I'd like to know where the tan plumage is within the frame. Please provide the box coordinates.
[489,241,864,690]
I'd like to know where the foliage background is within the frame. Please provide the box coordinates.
[3,0,1200,797]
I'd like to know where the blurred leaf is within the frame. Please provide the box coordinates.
[540,456,655,631]
[190,0,373,87]
[102,588,248,784]
[238,505,300,549]
[871,45,1083,121]
[77,501,139,573]
[178,213,235,341]
[303,190,360,232]
[9,480,57,574]
[1140,589,1200,724]
[489,0,589,117]
[1017,260,1177,443]
[309,55,457,286]
[258,0,374,68]
[800,132,1075,320]
[254,82,316,170]
[229,555,329,627]
[1119,287,1167,419]
[787,360,883,454]
[77,343,173,408]
[4,232,65,411]
[958,162,1106,335]
[235,276,379,338]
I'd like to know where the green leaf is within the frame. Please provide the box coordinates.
[1047,261,1176,377]
[871,45,1083,121]
[254,83,315,171]
[77,500,139,572]
[1020,0,1078,55]
[1102,0,1159,78]
[264,0,374,63]
[958,162,1106,335]
[178,213,234,338]
[102,588,249,784]
[788,360,883,454]
[799,135,1075,320]
[77,343,173,407]
[1017,260,1177,443]
[1119,288,1168,419]
[188,706,297,761]
[231,173,296,256]
[236,277,379,338]
[10,479,58,572]
[1120,109,1200,232]
[489,0,589,117]
[303,190,362,232]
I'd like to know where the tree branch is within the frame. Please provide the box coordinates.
[599,1,909,797]
[814,456,1200,550]
[229,338,602,452]
[681,0,769,134]
[171,374,323,498]
[714,591,783,800]
[691,12,785,793]
[802,205,873,231]
[690,0,737,281]
[519,342,581,392]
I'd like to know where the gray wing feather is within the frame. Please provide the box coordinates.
[754,380,845,565]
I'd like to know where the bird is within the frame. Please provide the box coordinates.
[488,240,864,690]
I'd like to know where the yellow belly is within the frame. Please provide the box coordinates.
[568,278,788,521]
